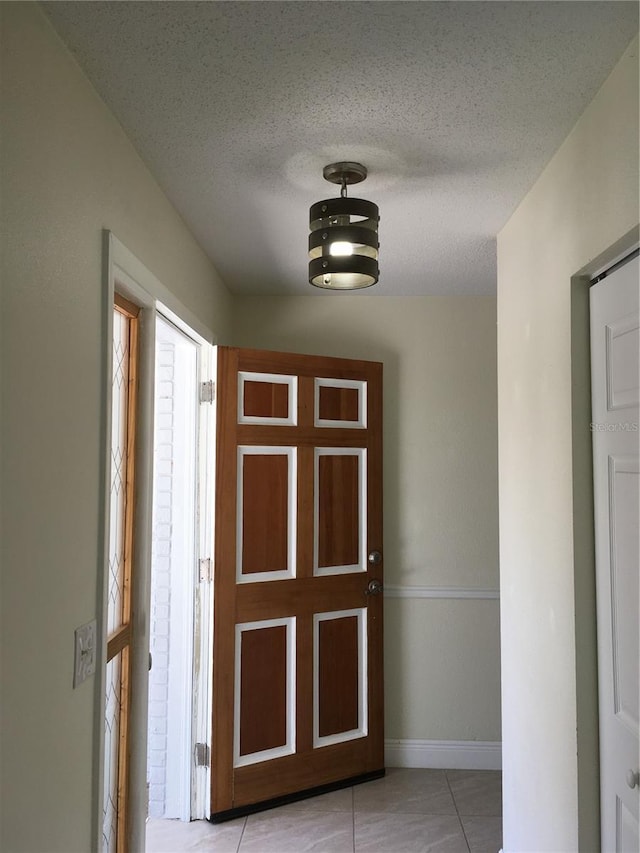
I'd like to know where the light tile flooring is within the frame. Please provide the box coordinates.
[146,768,502,853]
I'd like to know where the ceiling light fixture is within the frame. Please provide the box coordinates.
[309,162,379,290]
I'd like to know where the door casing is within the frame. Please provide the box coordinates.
[590,253,639,851]
[99,232,217,850]
[569,229,640,850]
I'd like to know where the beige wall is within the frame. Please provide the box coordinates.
[234,294,501,742]
[0,5,232,852]
[497,35,639,853]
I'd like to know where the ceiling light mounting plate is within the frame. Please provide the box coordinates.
[323,161,368,186]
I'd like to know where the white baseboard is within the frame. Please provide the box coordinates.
[385,738,502,770]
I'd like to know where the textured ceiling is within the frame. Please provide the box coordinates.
[44,1,638,296]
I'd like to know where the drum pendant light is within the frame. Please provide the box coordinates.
[309,162,379,290]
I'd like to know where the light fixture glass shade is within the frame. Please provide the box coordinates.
[309,197,379,290]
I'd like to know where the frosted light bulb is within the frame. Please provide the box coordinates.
[330,241,354,257]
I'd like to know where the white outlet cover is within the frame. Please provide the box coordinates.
[74,619,97,688]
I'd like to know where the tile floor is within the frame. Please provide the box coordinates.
[146,768,502,853]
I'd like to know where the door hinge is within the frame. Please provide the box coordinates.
[199,558,212,583]
[200,380,215,404]
[194,742,210,768]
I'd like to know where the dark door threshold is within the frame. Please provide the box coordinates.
[209,767,385,823]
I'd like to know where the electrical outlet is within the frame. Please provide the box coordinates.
[73,619,96,688]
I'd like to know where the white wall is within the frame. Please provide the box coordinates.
[497,35,639,853]
[234,295,501,749]
[0,5,232,851]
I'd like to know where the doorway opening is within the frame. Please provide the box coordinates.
[146,312,215,824]
[570,236,639,851]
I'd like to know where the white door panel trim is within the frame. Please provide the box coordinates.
[233,617,297,768]
[236,446,298,584]
[313,447,367,577]
[237,371,298,425]
[314,377,367,429]
[312,607,368,749]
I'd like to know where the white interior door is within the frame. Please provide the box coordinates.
[590,253,639,853]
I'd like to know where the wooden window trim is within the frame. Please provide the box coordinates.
[114,291,140,319]
[107,296,140,853]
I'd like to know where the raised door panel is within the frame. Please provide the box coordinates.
[315,449,367,576]
[608,457,639,735]
[617,796,639,853]
[314,609,367,747]
[315,378,367,428]
[237,447,296,582]
[238,372,297,425]
[235,619,296,767]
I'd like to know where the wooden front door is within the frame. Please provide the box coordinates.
[211,347,384,819]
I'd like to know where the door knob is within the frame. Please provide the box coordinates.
[626,769,639,790]
[368,550,382,565]
[365,579,383,596]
